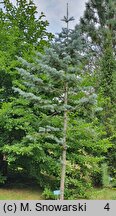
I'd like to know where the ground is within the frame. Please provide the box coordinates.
[0,187,42,200]
[0,172,115,200]
[0,185,115,200]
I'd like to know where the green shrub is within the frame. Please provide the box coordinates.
[111,178,116,188]
[42,187,56,200]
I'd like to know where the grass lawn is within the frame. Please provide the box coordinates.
[0,187,43,200]
[88,188,116,200]
[0,174,43,200]
[0,173,115,200]
[0,186,115,200]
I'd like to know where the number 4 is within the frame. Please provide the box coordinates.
[104,203,110,211]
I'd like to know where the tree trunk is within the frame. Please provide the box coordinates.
[60,82,68,200]
[0,154,8,176]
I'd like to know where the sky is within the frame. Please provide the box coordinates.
[34,0,87,33]
[1,0,87,34]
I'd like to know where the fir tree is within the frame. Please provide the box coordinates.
[12,4,84,199]
[59,3,74,200]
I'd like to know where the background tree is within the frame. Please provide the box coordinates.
[0,0,52,101]
[98,30,116,177]
[0,0,53,180]
[79,0,116,70]
[79,0,116,179]
[80,0,116,49]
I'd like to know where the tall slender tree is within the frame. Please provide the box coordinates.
[60,3,74,200]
